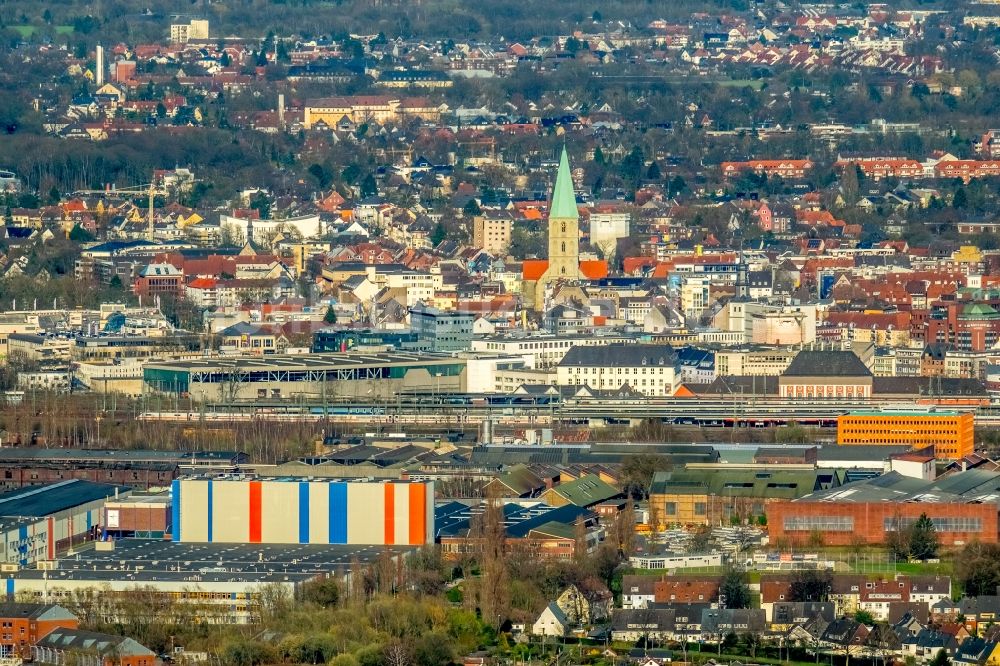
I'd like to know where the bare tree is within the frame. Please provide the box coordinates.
[471,489,510,630]
[384,641,410,666]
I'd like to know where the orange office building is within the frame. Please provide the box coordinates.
[836,410,974,459]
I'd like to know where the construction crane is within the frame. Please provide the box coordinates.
[74,175,167,241]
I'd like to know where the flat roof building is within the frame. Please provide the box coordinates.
[3,538,411,623]
[837,410,975,460]
[143,351,466,401]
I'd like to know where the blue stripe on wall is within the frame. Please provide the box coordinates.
[171,480,181,541]
[206,480,213,542]
[6,579,12,596]
[86,511,92,531]
[298,482,310,544]
[329,483,347,544]
[18,525,26,543]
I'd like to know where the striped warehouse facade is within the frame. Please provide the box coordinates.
[171,477,434,545]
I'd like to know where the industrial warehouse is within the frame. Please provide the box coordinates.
[3,539,414,624]
[142,351,466,400]
[172,476,435,546]
[0,480,130,566]
[767,468,1000,546]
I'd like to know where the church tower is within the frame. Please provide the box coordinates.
[545,146,580,280]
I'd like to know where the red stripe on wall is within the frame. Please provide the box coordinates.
[47,518,54,560]
[408,483,425,545]
[384,483,395,545]
[249,481,262,543]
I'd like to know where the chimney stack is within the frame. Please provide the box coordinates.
[95,44,105,86]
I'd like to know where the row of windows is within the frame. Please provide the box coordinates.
[884,517,982,532]
[568,367,670,374]
[843,418,962,425]
[784,516,854,531]
[663,502,707,516]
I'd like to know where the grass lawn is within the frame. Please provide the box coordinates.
[846,560,953,576]
[10,25,74,37]
[718,79,766,89]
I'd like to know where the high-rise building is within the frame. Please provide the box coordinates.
[170,19,209,44]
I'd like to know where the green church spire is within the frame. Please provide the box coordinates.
[549,146,579,221]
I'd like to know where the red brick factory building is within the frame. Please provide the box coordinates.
[767,469,1000,546]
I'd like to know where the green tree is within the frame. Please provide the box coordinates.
[720,567,751,609]
[250,191,271,219]
[668,175,686,197]
[308,163,332,189]
[908,513,939,560]
[930,648,951,666]
[431,221,447,246]
[646,161,662,181]
[324,305,337,325]
[619,147,645,187]
[855,609,875,626]
[953,187,968,209]
[360,173,377,198]
[462,198,482,217]
[301,576,340,607]
[68,224,94,242]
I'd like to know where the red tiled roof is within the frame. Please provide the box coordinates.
[522,259,549,280]
[579,260,609,279]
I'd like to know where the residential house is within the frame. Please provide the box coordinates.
[621,576,658,609]
[901,628,961,663]
[953,638,1000,666]
[610,608,678,642]
[960,596,1000,635]
[555,582,613,625]
[700,608,766,637]
[533,603,570,637]
[654,578,721,605]
[770,602,836,632]
[821,618,870,658]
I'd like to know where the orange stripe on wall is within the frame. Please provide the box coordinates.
[384,483,395,545]
[249,481,262,543]
[408,483,426,545]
